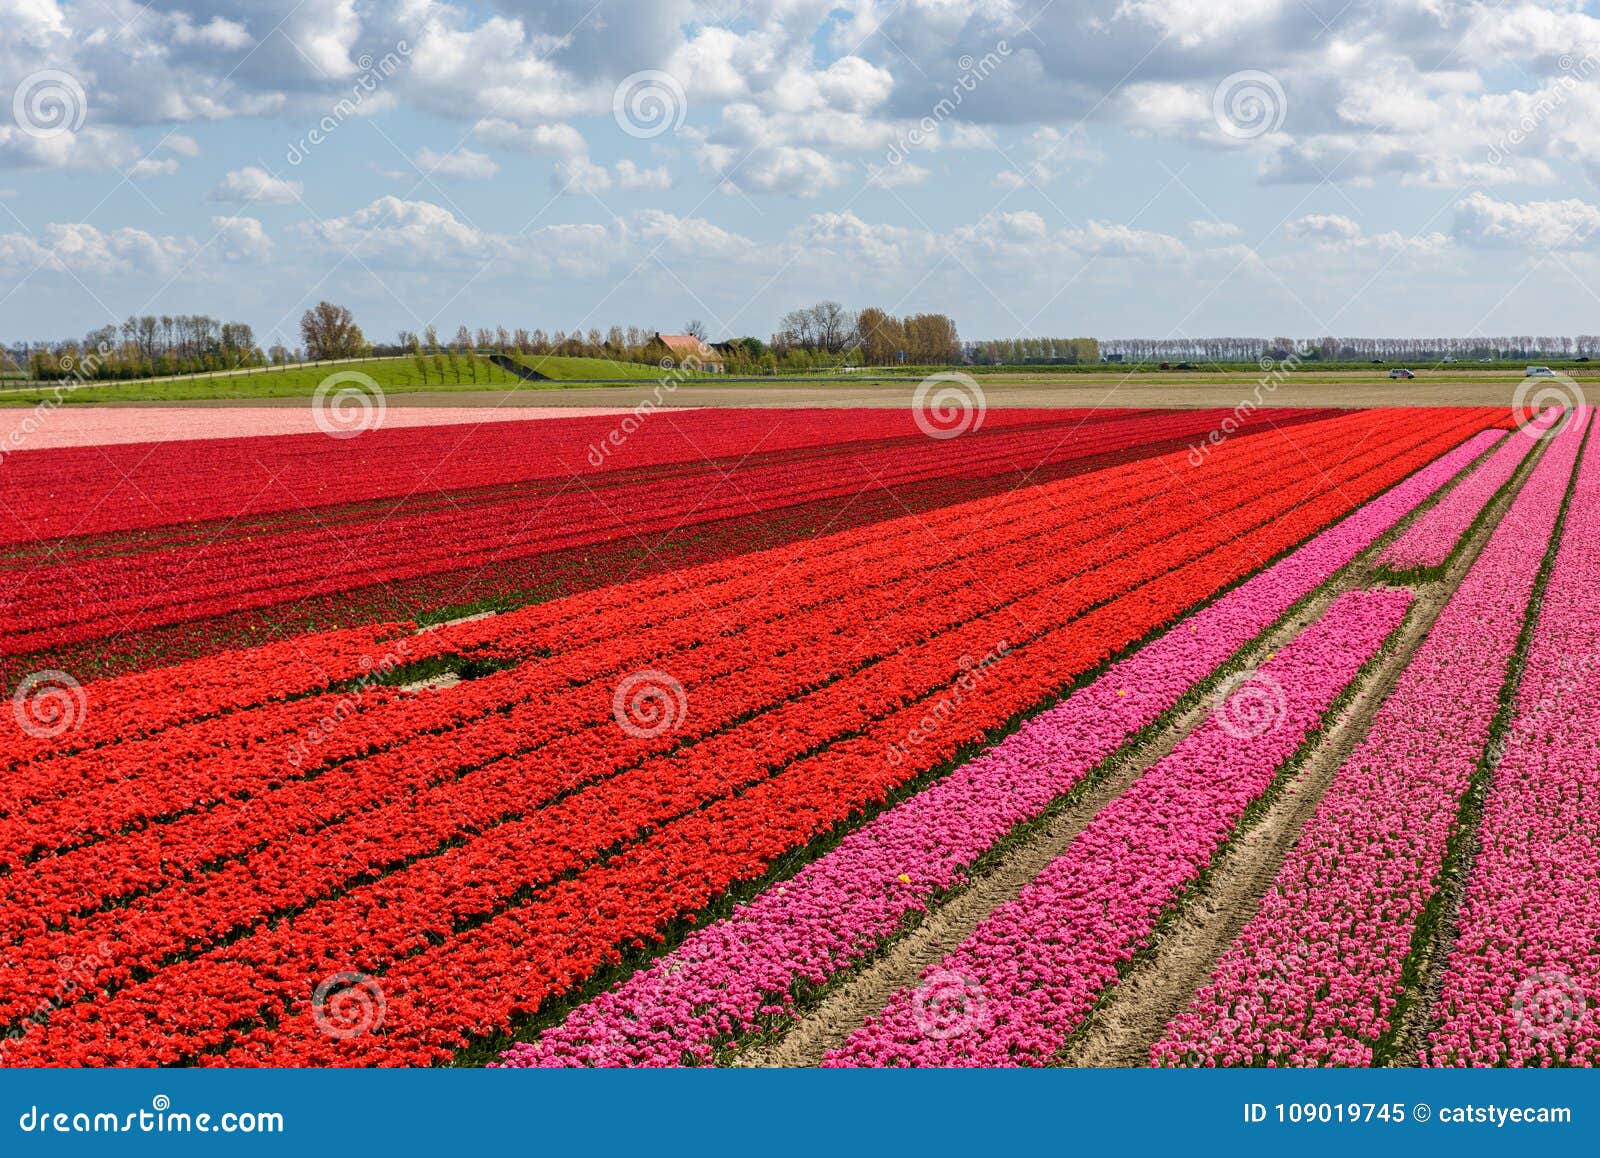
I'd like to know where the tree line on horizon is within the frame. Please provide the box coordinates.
[1101,335,1600,362]
[12,300,1600,383]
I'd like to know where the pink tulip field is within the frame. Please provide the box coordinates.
[1155,410,1583,1067]
[1376,431,1535,573]
[1427,410,1600,1067]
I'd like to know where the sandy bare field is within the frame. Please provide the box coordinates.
[0,405,647,451]
[71,375,1530,411]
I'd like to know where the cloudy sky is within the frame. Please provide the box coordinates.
[7,0,1600,347]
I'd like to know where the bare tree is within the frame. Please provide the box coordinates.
[812,301,855,353]
[299,302,367,360]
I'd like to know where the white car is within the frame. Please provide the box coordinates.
[1526,365,1555,377]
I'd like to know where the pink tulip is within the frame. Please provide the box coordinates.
[1156,411,1588,1067]
[1429,409,1600,1066]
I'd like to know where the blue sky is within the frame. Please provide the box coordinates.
[6,1,1600,349]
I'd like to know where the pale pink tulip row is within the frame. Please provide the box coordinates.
[502,431,1495,1068]
[1428,410,1599,1067]
[1154,412,1586,1067]
[1377,432,1528,571]
[826,588,1414,1067]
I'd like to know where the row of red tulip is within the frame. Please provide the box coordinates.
[2,407,1112,545]
[4,408,1270,659]
[0,409,1254,768]
[0,408,1363,870]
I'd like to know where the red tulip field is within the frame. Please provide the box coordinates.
[2,402,1594,1068]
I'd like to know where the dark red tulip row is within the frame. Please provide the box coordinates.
[2,408,1314,665]
[1,407,1119,545]
[0,406,1333,838]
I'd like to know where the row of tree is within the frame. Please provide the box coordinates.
[27,300,1600,383]
[391,323,683,363]
[1100,336,1600,362]
[13,304,373,380]
[773,301,963,365]
[18,314,270,380]
[966,337,1100,365]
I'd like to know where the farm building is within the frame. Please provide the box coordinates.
[646,333,725,371]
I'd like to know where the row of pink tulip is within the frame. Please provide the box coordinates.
[503,433,1496,1068]
[1377,432,1530,571]
[1428,411,1599,1067]
[825,588,1413,1067]
[1155,413,1586,1067]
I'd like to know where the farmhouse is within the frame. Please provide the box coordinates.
[646,332,725,372]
